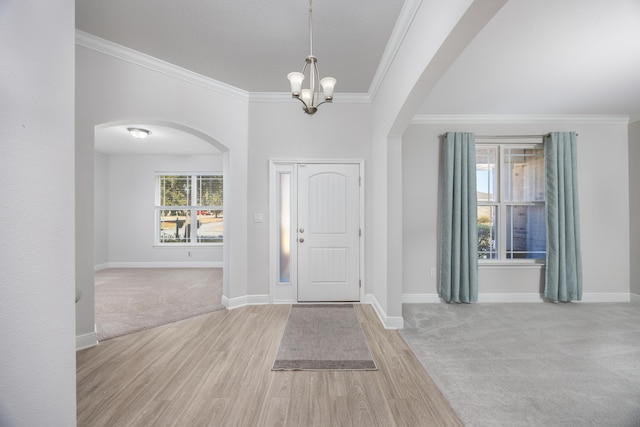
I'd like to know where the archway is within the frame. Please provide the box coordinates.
[92,119,229,339]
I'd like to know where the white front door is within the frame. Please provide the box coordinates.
[297,163,361,302]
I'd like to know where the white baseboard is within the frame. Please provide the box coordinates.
[630,293,640,303]
[76,330,98,351]
[222,294,270,309]
[272,299,297,304]
[94,263,109,271]
[579,293,630,303]
[402,293,544,303]
[98,261,223,269]
[402,293,442,303]
[223,295,406,331]
[402,292,632,303]
[363,294,404,329]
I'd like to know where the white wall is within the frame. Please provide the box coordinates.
[95,152,109,267]
[403,120,631,300]
[247,101,372,297]
[630,120,640,298]
[77,0,508,333]
[76,43,249,340]
[0,0,76,425]
[103,153,223,266]
[369,0,506,323]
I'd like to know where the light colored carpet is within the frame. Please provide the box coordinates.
[95,268,224,341]
[273,304,377,370]
[401,302,640,427]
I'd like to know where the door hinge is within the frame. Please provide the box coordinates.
[359,176,362,186]
[359,228,362,237]
[359,279,362,288]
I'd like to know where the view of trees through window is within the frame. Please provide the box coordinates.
[156,174,223,244]
[477,145,545,260]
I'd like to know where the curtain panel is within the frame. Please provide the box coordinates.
[544,132,583,302]
[439,132,478,303]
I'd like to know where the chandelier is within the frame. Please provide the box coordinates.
[287,0,336,115]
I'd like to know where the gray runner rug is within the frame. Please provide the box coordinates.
[272,304,377,371]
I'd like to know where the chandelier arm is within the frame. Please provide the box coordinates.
[314,99,333,108]
[292,95,331,109]
[301,59,310,79]
[312,60,320,107]
[292,94,308,107]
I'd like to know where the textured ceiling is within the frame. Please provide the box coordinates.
[79,0,640,154]
[418,0,640,116]
[95,124,220,155]
[77,0,640,115]
[76,0,405,94]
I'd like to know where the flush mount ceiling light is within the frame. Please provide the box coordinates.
[287,0,336,115]
[127,127,151,139]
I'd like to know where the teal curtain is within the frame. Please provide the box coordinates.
[439,132,478,303]
[544,132,583,301]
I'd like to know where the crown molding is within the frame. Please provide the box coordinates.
[75,30,249,102]
[367,0,423,102]
[249,92,370,104]
[248,92,293,103]
[411,114,632,125]
[76,31,368,105]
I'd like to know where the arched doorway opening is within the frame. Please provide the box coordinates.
[92,119,229,340]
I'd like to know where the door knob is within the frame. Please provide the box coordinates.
[299,228,304,233]
[299,238,304,243]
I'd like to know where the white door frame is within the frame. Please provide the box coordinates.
[268,159,365,303]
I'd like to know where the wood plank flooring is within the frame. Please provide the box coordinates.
[77,304,462,426]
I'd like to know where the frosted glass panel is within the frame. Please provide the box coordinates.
[279,173,291,283]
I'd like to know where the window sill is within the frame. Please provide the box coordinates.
[153,243,222,248]
[479,260,545,268]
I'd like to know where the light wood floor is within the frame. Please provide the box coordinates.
[77,304,462,426]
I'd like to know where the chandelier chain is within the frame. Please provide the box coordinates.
[308,0,313,57]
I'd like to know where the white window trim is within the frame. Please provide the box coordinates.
[154,172,223,247]
[477,139,546,266]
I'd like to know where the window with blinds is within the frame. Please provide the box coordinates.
[477,144,545,261]
[155,174,223,244]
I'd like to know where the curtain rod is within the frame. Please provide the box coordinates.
[475,135,545,139]
[441,133,578,138]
